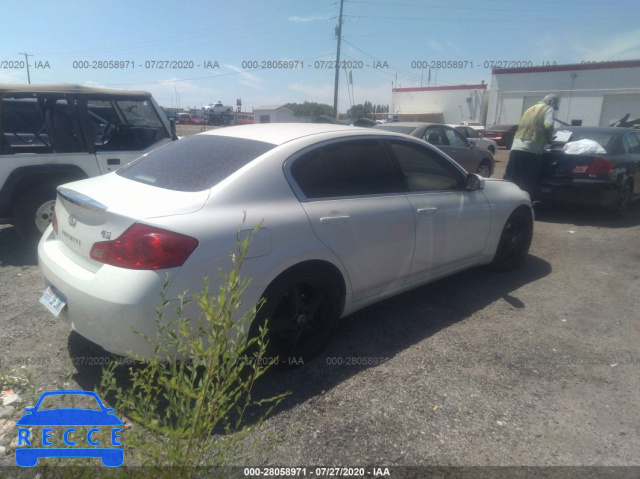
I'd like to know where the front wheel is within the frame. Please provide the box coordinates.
[491,208,533,271]
[252,267,340,368]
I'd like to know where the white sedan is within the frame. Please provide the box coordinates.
[38,123,533,364]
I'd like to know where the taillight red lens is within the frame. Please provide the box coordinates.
[52,204,58,235]
[90,224,199,270]
[573,156,615,175]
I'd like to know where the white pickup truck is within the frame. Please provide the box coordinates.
[204,101,233,114]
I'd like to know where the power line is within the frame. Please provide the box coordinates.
[18,53,33,84]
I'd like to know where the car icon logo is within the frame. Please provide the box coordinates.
[68,215,77,227]
[15,390,123,467]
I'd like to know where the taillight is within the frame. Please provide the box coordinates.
[573,157,615,175]
[90,224,199,270]
[52,204,58,235]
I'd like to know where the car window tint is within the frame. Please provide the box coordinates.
[463,127,480,139]
[390,141,461,192]
[445,128,467,147]
[424,127,445,145]
[623,132,640,154]
[290,139,405,198]
[118,135,275,191]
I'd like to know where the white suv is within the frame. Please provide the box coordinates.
[0,84,176,240]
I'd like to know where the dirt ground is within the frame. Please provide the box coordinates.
[1,146,639,474]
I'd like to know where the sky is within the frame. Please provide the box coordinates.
[2,0,640,113]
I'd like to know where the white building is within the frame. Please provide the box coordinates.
[392,84,488,124]
[486,60,640,127]
[253,105,294,124]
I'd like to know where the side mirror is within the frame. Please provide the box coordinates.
[466,173,485,191]
[169,118,177,141]
[468,140,476,148]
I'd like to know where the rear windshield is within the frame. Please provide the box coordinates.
[117,135,276,191]
[567,130,617,152]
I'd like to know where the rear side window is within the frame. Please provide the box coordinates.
[622,132,640,154]
[117,135,275,191]
[290,139,405,199]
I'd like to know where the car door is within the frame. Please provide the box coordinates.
[622,131,640,195]
[424,125,475,171]
[288,137,416,302]
[387,139,491,283]
[442,126,483,172]
[81,97,172,174]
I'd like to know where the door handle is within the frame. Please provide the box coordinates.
[320,215,350,225]
[107,158,121,166]
[417,207,437,216]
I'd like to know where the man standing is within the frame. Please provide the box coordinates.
[504,94,559,199]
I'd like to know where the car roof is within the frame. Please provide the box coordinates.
[202,122,380,146]
[0,83,152,98]
[376,122,437,127]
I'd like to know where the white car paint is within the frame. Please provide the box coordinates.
[38,123,532,360]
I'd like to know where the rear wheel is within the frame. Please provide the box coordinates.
[476,160,492,178]
[13,186,57,241]
[252,267,340,368]
[491,208,533,271]
[615,180,632,217]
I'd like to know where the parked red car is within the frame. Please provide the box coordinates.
[483,124,518,149]
[177,113,204,125]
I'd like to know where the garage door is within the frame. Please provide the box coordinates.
[599,94,640,126]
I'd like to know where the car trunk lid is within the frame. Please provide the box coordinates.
[52,174,208,269]
[541,150,617,181]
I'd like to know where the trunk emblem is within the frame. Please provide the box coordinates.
[68,215,78,228]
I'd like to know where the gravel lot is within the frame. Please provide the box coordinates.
[1,144,639,475]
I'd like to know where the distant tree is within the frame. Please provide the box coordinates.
[285,101,333,117]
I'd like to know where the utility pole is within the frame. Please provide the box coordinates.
[19,53,33,84]
[333,0,345,119]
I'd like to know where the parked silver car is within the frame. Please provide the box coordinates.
[373,122,495,177]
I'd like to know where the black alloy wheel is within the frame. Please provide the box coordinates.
[491,208,533,271]
[255,268,340,368]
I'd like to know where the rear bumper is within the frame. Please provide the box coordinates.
[538,179,620,208]
[37,227,175,358]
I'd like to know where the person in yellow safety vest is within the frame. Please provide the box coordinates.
[504,94,559,200]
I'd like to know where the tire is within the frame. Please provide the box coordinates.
[491,208,533,272]
[476,160,492,178]
[252,266,340,368]
[12,186,57,241]
[615,180,632,217]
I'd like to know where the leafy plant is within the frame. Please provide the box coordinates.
[99,219,288,476]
